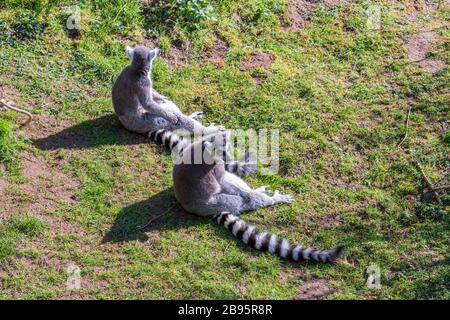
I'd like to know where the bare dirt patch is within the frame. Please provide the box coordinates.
[143,37,189,69]
[0,177,7,195]
[294,279,334,300]
[284,0,317,30]
[239,52,275,85]
[284,0,354,30]
[25,115,91,151]
[404,0,447,74]
[24,115,73,140]
[165,40,190,69]
[205,38,228,67]
[19,152,79,214]
[240,52,275,71]
[2,153,79,218]
[406,31,445,74]
[0,83,22,104]
[1,148,79,221]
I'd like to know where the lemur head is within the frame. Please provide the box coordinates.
[125,45,159,73]
[202,130,232,162]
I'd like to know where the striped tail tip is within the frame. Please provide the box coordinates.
[214,212,343,264]
[147,129,187,152]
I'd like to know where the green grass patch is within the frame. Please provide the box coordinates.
[0,0,448,299]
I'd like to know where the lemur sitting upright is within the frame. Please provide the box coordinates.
[112,45,215,135]
[112,45,255,176]
[173,131,343,263]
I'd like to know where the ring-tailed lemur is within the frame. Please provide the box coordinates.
[112,45,219,136]
[112,45,255,176]
[172,131,343,263]
[149,128,256,177]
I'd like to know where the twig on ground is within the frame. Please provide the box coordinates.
[0,98,33,127]
[414,161,443,205]
[429,185,450,192]
[397,104,412,148]
[138,204,177,230]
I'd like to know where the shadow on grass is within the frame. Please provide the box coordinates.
[32,114,148,150]
[102,187,205,243]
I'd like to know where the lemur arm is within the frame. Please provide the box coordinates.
[141,97,179,124]
[151,89,168,103]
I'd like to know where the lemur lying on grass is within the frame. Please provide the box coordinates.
[172,130,344,263]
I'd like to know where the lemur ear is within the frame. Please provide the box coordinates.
[148,47,160,62]
[125,46,134,60]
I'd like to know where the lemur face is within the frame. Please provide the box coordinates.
[126,45,159,69]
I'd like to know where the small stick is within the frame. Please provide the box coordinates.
[0,99,33,126]
[414,161,442,205]
[138,204,176,230]
[429,185,450,192]
[397,104,412,148]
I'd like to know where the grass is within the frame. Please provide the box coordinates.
[0,118,18,164]
[0,0,449,299]
[0,216,44,264]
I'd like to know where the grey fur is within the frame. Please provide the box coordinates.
[149,129,257,177]
[112,45,218,135]
[172,131,343,263]
[173,130,293,216]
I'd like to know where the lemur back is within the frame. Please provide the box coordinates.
[112,45,215,135]
[172,131,343,263]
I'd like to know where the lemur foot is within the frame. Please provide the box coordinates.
[271,191,294,204]
[255,185,272,195]
[203,124,225,135]
[189,111,204,121]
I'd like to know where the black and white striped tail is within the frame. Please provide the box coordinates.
[225,150,257,176]
[214,212,343,263]
[147,129,189,152]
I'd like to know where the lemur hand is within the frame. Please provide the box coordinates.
[189,111,204,121]
[271,191,294,204]
[203,124,225,135]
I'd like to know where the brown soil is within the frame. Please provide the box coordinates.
[22,153,79,205]
[284,0,317,30]
[294,279,334,300]
[406,31,445,74]
[165,40,190,69]
[240,52,275,71]
[0,84,21,103]
[239,52,276,85]
[24,114,92,151]
[284,0,354,30]
[252,77,266,85]
[1,114,80,219]
[0,177,7,195]
[0,152,80,219]
[205,38,228,67]
[143,37,189,69]
[404,0,447,74]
